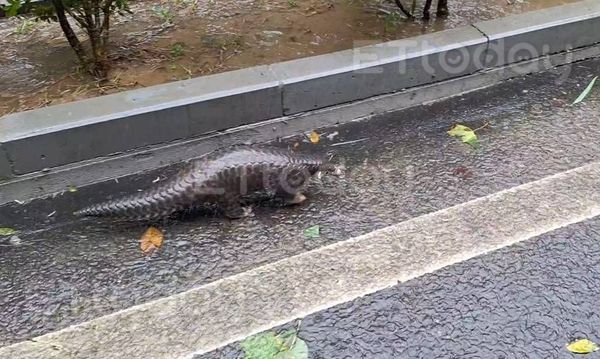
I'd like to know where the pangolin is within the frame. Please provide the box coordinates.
[74,145,341,220]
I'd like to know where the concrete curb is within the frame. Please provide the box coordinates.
[2,43,599,205]
[0,0,599,178]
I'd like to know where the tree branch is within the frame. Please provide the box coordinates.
[100,0,114,38]
[393,0,414,18]
[437,0,449,17]
[62,5,87,28]
[81,1,96,32]
[93,0,101,30]
[51,0,89,65]
[101,0,115,9]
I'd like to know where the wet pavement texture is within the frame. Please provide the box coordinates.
[1,57,600,345]
[205,216,600,359]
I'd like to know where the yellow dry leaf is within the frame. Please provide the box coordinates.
[140,227,164,254]
[567,339,599,354]
[309,130,320,144]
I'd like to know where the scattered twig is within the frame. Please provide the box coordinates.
[473,121,490,132]
[330,138,369,147]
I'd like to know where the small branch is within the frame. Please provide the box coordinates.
[473,122,490,132]
[329,138,369,147]
[93,0,101,28]
[422,0,432,20]
[101,0,114,9]
[51,0,89,65]
[62,5,87,28]
[101,0,113,44]
[393,0,414,18]
[81,1,96,32]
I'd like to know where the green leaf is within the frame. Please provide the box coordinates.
[241,332,280,359]
[277,333,308,359]
[448,124,478,146]
[447,124,472,137]
[461,130,478,146]
[241,331,308,359]
[170,43,185,57]
[573,76,598,105]
[3,0,23,17]
[303,225,320,238]
[0,227,17,236]
[566,339,599,354]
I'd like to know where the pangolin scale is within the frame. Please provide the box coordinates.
[74,145,338,220]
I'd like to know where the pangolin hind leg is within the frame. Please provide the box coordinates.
[275,190,307,205]
[219,193,253,219]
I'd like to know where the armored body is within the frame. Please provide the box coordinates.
[74,145,338,220]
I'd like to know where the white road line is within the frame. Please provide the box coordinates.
[3,162,600,359]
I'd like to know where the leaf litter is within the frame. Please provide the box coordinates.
[573,76,598,105]
[241,329,308,359]
[140,226,164,254]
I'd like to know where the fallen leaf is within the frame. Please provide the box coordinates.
[573,76,598,105]
[67,185,78,193]
[241,332,280,359]
[278,331,308,359]
[448,124,478,146]
[303,225,320,238]
[0,227,17,237]
[140,227,164,253]
[567,339,599,354]
[309,130,320,144]
[241,331,308,359]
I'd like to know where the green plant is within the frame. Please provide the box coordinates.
[14,18,36,34]
[1,0,25,16]
[383,11,402,32]
[200,33,244,50]
[170,42,185,57]
[152,5,174,24]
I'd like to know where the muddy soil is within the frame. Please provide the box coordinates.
[0,0,580,117]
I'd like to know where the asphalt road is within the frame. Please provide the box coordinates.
[205,217,600,359]
[1,57,599,347]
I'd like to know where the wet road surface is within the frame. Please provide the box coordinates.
[205,216,600,359]
[1,57,599,346]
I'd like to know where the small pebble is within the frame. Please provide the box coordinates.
[9,235,21,246]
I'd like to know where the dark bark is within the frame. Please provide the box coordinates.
[88,0,112,78]
[423,0,432,20]
[437,0,449,17]
[393,0,414,19]
[51,0,89,65]
[394,0,450,20]
[47,0,116,78]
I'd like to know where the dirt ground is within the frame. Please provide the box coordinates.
[0,0,580,117]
